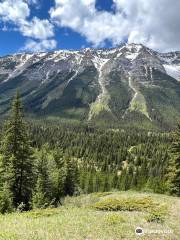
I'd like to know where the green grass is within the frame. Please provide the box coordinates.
[129,81,150,120]
[88,95,111,120]
[0,191,179,240]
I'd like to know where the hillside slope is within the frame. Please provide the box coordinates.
[0,191,179,240]
[0,43,180,128]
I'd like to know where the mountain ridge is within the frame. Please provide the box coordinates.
[0,43,180,129]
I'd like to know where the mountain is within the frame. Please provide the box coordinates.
[0,43,180,129]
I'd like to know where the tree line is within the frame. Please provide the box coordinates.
[0,93,179,213]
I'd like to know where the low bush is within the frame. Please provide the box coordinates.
[25,208,60,218]
[146,210,165,223]
[92,197,161,212]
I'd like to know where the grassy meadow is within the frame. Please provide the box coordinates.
[0,191,179,240]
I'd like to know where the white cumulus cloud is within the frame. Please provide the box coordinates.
[50,0,180,52]
[0,0,56,51]
[19,17,54,40]
[1,0,180,52]
[22,39,57,52]
[0,0,30,23]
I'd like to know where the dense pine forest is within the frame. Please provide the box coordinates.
[30,121,171,194]
[0,93,179,213]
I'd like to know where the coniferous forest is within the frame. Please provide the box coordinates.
[0,93,179,213]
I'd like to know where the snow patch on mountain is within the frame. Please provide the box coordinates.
[3,54,33,82]
[92,57,110,102]
[88,57,111,120]
[67,70,79,84]
[124,43,142,61]
[0,43,180,122]
[150,67,153,82]
[92,56,108,72]
[126,44,142,52]
[125,52,139,61]
[164,64,180,81]
[129,75,138,101]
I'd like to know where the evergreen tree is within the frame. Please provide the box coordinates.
[32,144,52,208]
[32,178,48,209]
[168,123,180,196]
[94,173,101,192]
[103,174,110,192]
[64,157,79,196]
[112,173,119,189]
[86,172,94,193]
[118,169,127,190]
[52,148,66,201]
[0,182,13,214]
[0,92,34,209]
[80,169,87,192]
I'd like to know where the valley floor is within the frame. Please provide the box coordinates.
[0,191,179,240]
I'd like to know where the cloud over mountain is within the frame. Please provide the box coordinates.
[50,0,180,52]
[0,0,180,52]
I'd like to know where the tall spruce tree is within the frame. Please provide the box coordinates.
[32,144,52,208]
[52,148,66,201]
[168,123,180,196]
[0,92,34,210]
[64,156,79,196]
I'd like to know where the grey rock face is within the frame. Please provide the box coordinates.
[0,43,180,128]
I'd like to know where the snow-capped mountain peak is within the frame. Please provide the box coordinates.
[0,43,180,128]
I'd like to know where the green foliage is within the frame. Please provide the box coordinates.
[92,197,160,212]
[32,179,49,209]
[64,157,79,196]
[108,72,132,119]
[0,92,179,214]
[25,208,60,218]
[32,144,52,208]
[27,120,172,194]
[0,191,178,240]
[32,146,80,208]
[0,182,13,214]
[146,211,165,223]
[0,92,34,210]
[140,71,180,129]
[167,123,180,196]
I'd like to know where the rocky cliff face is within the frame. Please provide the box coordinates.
[0,43,180,128]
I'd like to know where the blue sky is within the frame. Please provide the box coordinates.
[0,0,180,56]
[0,0,114,56]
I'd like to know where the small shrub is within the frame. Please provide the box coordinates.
[32,192,50,209]
[92,197,160,212]
[146,211,165,223]
[25,208,60,218]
